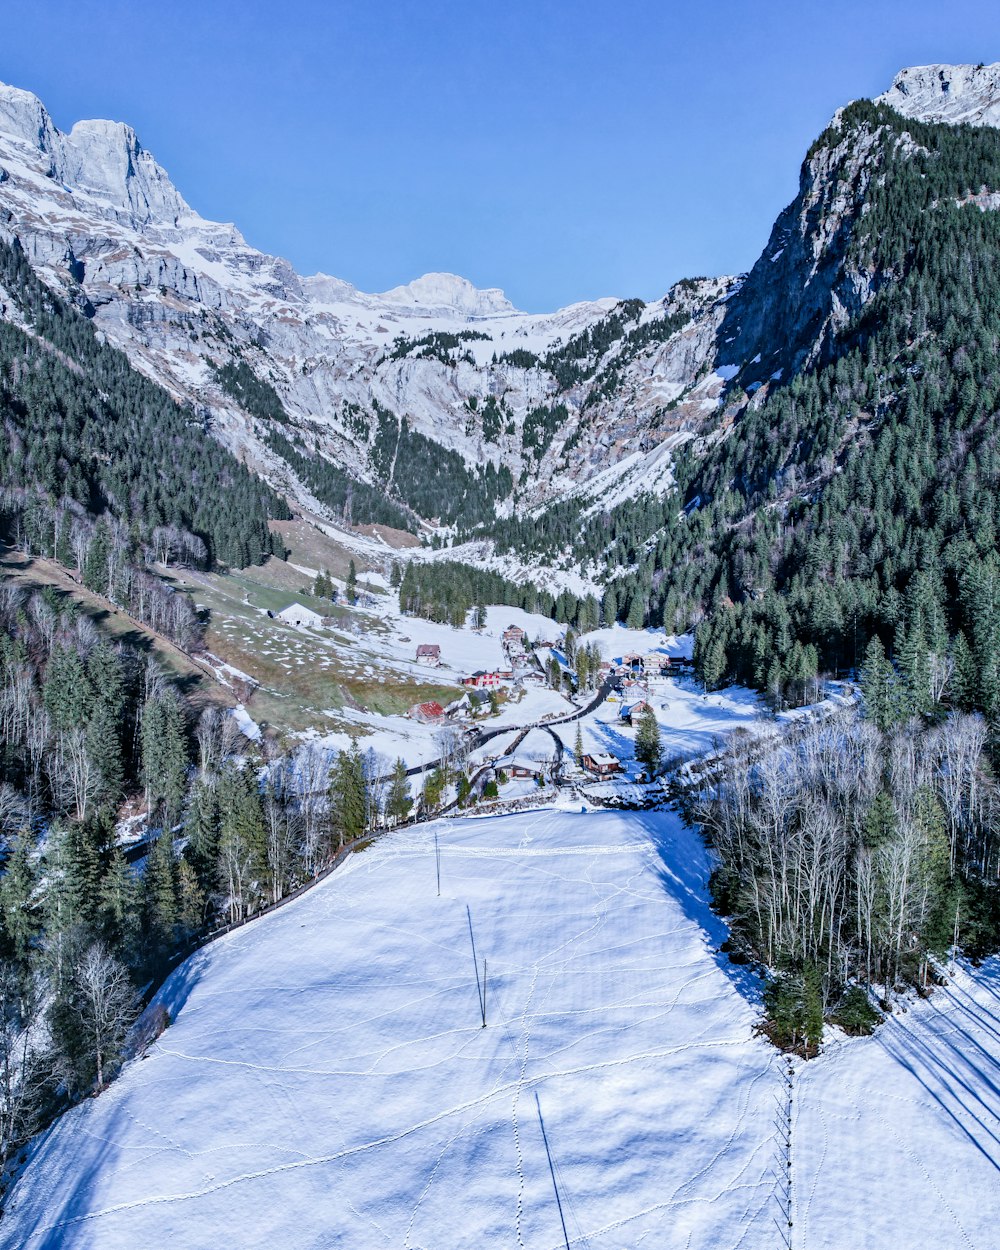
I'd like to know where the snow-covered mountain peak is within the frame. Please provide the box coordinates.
[0,82,57,152]
[0,78,191,226]
[876,62,1000,128]
[378,271,520,318]
[60,116,191,225]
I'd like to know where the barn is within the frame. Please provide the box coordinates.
[277,603,325,629]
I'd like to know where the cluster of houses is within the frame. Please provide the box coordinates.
[489,749,621,785]
[501,624,529,662]
[411,623,547,694]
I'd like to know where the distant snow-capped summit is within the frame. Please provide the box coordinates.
[378,272,520,317]
[876,62,1000,128]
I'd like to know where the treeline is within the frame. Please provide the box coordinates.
[0,581,205,1153]
[265,428,418,533]
[674,105,1000,699]
[694,709,998,1053]
[0,235,289,572]
[483,100,1000,704]
[385,329,488,366]
[211,358,289,424]
[9,507,204,650]
[396,559,600,630]
[370,406,513,528]
[542,298,646,390]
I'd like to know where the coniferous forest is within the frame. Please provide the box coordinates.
[6,69,1000,1182]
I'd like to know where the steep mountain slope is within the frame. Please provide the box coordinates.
[0,80,737,534]
[5,61,1000,631]
[459,64,1000,691]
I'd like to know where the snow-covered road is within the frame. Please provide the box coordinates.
[6,807,1000,1248]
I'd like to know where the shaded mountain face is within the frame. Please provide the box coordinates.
[1,64,999,565]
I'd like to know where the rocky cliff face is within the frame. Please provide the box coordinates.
[876,62,1000,128]
[705,62,1000,410]
[0,79,735,529]
[0,63,997,543]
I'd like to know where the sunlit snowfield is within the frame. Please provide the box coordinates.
[6,808,1000,1249]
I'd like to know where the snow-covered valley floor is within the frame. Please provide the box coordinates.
[6,808,1000,1249]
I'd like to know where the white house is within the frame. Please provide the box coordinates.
[277,603,325,629]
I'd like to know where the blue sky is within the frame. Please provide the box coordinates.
[4,1,1000,310]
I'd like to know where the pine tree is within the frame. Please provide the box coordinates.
[386,759,411,826]
[99,849,141,961]
[950,631,977,711]
[142,692,189,827]
[329,743,367,848]
[346,559,358,605]
[217,765,267,922]
[635,706,662,775]
[85,644,126,808]
[186,778,221,889]
[421,768,445,816]
[0,832,39,970]
[700,639,726,693]
[44,645,93,731]
[573,722,584,768]
[176,860,205,939]
[145,829,178,951]
[860,636,897,732]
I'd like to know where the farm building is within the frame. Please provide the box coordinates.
[462,670,503,689]
[620,700,653,723]
[277,603,325,629]
[408,701,445,724]
[582,752,621,777]
[416,644,441,667]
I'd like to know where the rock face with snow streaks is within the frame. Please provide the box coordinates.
[876,61,1000,128]
[3,63,1000,539]
[0,79,732,524]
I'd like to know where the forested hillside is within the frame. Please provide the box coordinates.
[0,235,289,645]
[476,103,1000,726]
[685,103,1000,716]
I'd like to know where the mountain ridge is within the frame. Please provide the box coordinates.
[2,63,1000,573]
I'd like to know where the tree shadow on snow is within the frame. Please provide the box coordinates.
[877,1003,1000,1174]
[155,945,212,1021]
[631,808,765,1008]
[7,1100,131,1250]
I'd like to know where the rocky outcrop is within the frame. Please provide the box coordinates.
[876,62,1000,128]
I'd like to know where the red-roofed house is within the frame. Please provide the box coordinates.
[409,700,446,723]
[416,644,441,667]
[462,671,503,688]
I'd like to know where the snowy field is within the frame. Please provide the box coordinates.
[7,807,1000,1249]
